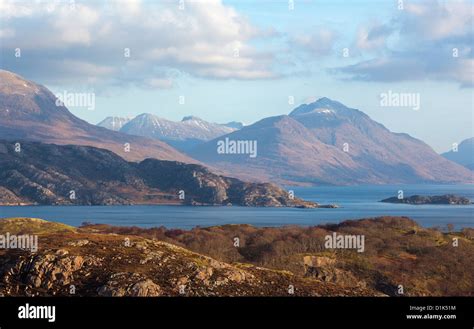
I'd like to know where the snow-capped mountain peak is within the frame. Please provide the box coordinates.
[104,113,240,151]
[97,116,132,131]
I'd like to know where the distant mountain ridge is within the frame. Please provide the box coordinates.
[1,70,470,186]
[223,121,244,129]
[97,116,131,131]
[0,70,194,163]
[188,98,473,185]
[98,113,241,152]
[442,137,474,170]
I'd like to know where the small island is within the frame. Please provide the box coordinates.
[380,194,472,205]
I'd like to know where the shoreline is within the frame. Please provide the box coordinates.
[1,214,472,231]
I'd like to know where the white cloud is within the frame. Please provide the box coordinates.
[52,5,99,46]
[0,0,275,88]
[0,1,34,18]
[334,0,474,87]
[141,78,174,90]
[401,1,473,41]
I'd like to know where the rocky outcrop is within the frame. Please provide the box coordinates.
[137,158,320,207]
[0,218,375,297]
[0,140,320,207]
[303,256,364,288]
[2,249,100,295]
[381,194,472,205]
[97,274,163,297]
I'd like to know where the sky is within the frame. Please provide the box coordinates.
[0,0,473,152]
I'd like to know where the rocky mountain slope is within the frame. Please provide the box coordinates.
[189,98,473,185]
[0,70,193,163]
[190,114,359,184]
[119,114,237,152]
[442,137,474,170]
[0,140,319,207]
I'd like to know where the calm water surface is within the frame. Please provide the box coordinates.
[0,184,472,229]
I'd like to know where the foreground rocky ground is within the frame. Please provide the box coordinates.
[0,218,371,296]
[0,217,473,296]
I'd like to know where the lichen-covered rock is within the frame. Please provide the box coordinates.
[303,256,336,268]
[98,274,162,297]
[24,254,85,289]
[67,240,89,247]
[303,255,365,288]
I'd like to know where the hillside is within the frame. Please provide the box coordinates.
[0,218,373,297]
[0,140,319,207]
[1,217,473,296]
[0,70,194,163]
[82,216,474,296]
[442,137,474,170]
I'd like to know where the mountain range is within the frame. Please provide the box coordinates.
[442,137,474,170]
[0,69,471,186]
[0,70,192,163]
[110,114,239,152]
[188,98,473,185]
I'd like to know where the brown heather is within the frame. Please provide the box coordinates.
[1,216,469,297]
